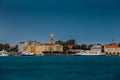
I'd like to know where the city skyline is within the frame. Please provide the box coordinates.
[0,0,120,45]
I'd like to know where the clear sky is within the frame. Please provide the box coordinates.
[0,0,120,45]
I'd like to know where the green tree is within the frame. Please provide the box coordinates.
[66,39,76,45]
[72,45,81,49]
[81,44,88,50]
[55,40,64,45]
[3,43,10,51]
[101,45,104,53]
[14,45,18,52]
[87,45,93,50]
[0,44,4,51]
[63,45,69,53]
[118,43,120,47]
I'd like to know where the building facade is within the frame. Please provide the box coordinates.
[18,41,29,52]
[25,34,63,55]
[104,39,120,55]
[90,44,102,53]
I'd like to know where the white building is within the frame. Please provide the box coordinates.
[18,41,29,52]
[90,44,102,53]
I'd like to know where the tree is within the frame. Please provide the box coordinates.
[118,43,120,47]
[87,45,93,50]
[55,40,64,45]
[80,44,88,50]
[14,45,18,52]
[101,45,104,53]
[66,39,76,45]
[63,45,69,53]
[3,44,10,51]
[9,45,18,52]
[72,45,81,49]
[0,43,10,51]
[0,44,3,51]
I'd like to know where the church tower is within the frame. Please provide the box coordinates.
[112,38,115,44]
[50,33,54,44]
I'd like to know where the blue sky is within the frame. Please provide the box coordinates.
[0,0,120,45]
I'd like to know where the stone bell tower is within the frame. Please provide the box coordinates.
[50,33,54,44]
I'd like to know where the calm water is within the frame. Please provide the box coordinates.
[0,56,120,80]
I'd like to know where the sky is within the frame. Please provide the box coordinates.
[0,0,120,45]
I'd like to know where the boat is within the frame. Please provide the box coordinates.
[74,51,105,56]
[21,52,34,56]
[0,53,8,56]
[0,50,9,56]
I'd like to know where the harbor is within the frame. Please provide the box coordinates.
[0,35,120,56]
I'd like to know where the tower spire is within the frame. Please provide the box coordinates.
[112,38,114,44]
[50,33,54,44]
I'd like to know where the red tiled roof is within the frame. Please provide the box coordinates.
[8,46,15,50]
[104,43,119,48]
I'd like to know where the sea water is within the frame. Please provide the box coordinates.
[0,56,120,80]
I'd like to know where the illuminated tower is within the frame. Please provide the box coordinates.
[50,33,54,44]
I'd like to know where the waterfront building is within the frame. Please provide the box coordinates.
[18,41,36,52]
[75,44,103,55]
[18,42,29,52]
[26,43,36,54]
[34,43,63,55]
[90,44,102,53]
[8,46,15,51]
[104,39,120,55]
[83,44,102,54]
[25,34,63,55]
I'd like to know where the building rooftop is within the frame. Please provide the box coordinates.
[104,39,119,48]
[104,44,119,48]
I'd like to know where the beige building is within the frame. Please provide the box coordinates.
[26,34,63,55]
[90,44,102,53]
[80,44,102,54]
[104,39,120,55]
